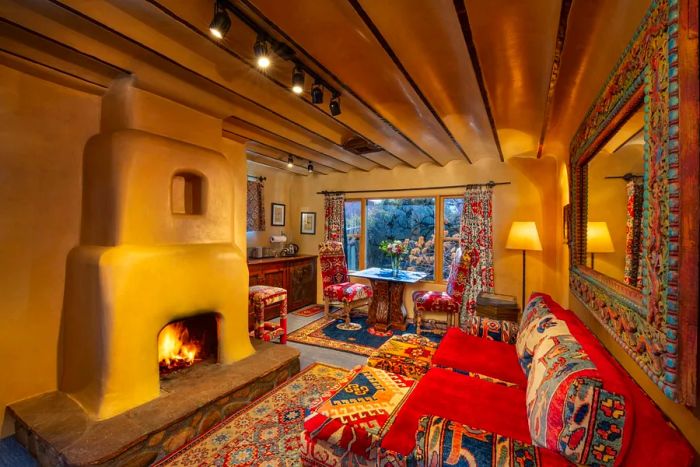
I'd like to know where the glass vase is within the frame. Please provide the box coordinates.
[391,255,400,277]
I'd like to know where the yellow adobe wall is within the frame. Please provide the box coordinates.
[0,64,100,436]
[245,162,299,249]
[288,156,564,314]
[221,138,249,249]
[556,163,570,307]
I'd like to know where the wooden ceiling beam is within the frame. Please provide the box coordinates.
[348,0,471,164]
[243,140,333,174]
[246,152,310,176]
[226,117,364,172]
[236,0,439,167]
[536,0,573,159]
[223,122,350,173]
[452,0,504,162]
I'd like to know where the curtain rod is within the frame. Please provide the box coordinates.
[317,181,510,195]
[247,175,266,182]
[605,173,643,181]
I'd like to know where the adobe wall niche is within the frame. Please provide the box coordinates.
[59,81,254,420]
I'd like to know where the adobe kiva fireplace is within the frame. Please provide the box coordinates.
[59,91,254,420]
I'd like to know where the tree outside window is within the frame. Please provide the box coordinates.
[365,198,436,279]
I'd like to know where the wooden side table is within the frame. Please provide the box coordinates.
[475,292,520,322]
[347,268,428,332]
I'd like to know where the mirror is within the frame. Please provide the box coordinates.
[569,0,697,404]
[585,106,644,287]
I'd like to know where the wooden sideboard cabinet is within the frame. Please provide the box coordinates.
[247,255,317,331]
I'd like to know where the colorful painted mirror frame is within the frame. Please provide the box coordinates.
[569,0,698,404]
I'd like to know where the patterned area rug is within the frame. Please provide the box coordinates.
[287,314,442,356]
[292,304,327,317]
[156,363,349,467]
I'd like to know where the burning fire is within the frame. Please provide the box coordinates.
[158,322,201,373]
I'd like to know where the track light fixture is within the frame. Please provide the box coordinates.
[307,161,314,173]
[253,35,271,69]
[207,1,344,118]
[287,154,294,168]
[291,66,305,95]
[209,1,231,39]
[329,93,341,116]
[311,80,324,104]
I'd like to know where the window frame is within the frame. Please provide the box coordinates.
[344,194,463,284]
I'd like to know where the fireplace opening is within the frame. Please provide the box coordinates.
[158,312,218,376]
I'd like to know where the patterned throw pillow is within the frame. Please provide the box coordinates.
[410,415,544,466]
[515,313,572,376]
[465,315,520,344]
[519,295,551,329]
[526,334,628,466]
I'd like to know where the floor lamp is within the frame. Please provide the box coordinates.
[587,221,614,268]
[506,222,542,310]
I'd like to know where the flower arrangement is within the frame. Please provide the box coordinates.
[379,239,407,275]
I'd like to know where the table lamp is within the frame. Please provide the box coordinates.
[587,221,614,268]
[506,221,542,309]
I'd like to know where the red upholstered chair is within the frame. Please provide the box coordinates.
[319,241,373,328]
[412,248,470,335]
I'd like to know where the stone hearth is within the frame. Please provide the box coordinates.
[9,342,300,466]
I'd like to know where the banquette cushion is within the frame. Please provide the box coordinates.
[432,328,527,388]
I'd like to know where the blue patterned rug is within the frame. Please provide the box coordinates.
[287,313,442,356]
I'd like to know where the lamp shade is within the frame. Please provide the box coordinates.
[587,222,614,253]
[506,222,542,251]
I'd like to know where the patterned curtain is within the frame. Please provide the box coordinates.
[459,185,495,327]
[623,179,643,287]
[246,180,265,232]
[324,193,345,241]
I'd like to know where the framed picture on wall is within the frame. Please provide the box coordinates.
[300,212,316,235]
[271,203,286,226]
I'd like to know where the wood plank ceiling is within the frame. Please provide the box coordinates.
[0,0,650,175]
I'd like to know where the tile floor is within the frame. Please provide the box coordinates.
[0,310,364,466]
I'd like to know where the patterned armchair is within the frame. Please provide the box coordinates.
[412,247,470,335]
[319,241,373,326]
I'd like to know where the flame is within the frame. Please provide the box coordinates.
[158,322,201,372]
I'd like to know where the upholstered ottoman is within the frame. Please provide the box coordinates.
[366,334,438,380]
[300,365,415,466]
[248,285,287,343]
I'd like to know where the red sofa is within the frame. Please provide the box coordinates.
[302,293,694,466]
[380,293,694,466]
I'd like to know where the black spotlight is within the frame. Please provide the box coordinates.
[209,1,231,39]
[291,66,305,95]
[253,36,271,69]
[329,93,341,116]
[287,154,294,168]
[307,161,314,173]
[311,80,324,104]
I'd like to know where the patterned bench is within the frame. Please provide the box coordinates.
[366,334,438,380]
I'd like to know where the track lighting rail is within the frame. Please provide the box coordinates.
[216,0,340,98]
